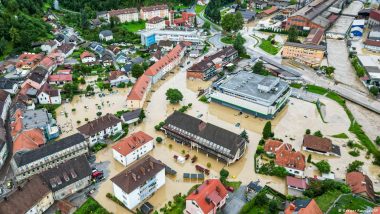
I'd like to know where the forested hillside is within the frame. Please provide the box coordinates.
[205,0,235,23]
[59,0,195,12]
[0,0,52,58]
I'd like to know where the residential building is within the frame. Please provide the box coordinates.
[346,171,376,201]
[11,133,88,182]
[141,29,203,47]
[0,89,11,122]
[37,83,61,105]
[144,42,189,84]
[302,134,341,156]
[22,66,49,90]
[185,179,228,214]
[285,199,323,214]
[260,6,278,17]
[275,147,306,176]
[16,53,44,72]
[58,44,75,58]
[116,52,129,64]
[101,53,114,66]
[304,28,324,45]
[121,108,142,124]
[12,128,46,155]
[80,51,96,64]
[111,155,165,209]
[48,74,73,85]
[158,40,174,51]
[210,71,291,119]
[0,120,7,170]
[140,4,169,20]
[109,8,139,23]
[41,40,59,54]
[149,50,162,62]
[77,113,123,146]
[162,111,247,164]
[189,50,200,58]
[39,56,57,73]
[368,10,380,27]
[99,30,113,41]
[0,61,16,74]
[264,139,292,155]
[286,176,308,197]
[187,46,238,80]
[166,11,196,27]
[0,175,54,214]
[146,16,166,30]
[109,70,131,86]
[112,131,154,167]
[39,155,92,200]
[0,78,18,94]
[282,42,326,67]
[126,74,151,109]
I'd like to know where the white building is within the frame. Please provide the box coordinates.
[140,5,169,20]
[109,8,139,23]
[111,155,165,210]
[141,29,204,47]
[99,30,113,41]
[109,70,131,87]
[112,131,154,167]
[41,40,58,54]
[146,17,166,30]
[80,51,96,64]
[77,113,123,146]
[0,90,11,122]
[121,108,142,124]
[37,83,61,105]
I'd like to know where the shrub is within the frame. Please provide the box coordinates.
[220,168,229,180]
[307,154,312,163]
[306,129,311,135]
[207,162,211,168]
[315,160,331,173]
[77,120,81,124]
[313,130,323,137]
[169,144,173,149]
[262,121,273,139]
[256,146,264,155]
[72,108,76,112]
[348,150,360,157]
[347,160,364,173]
[375,136,380,146]
[156,137,163,143]
[199,95,209,103]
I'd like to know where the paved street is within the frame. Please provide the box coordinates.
[223,186,247,214]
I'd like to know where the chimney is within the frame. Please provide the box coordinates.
[140,167,146,175]
[149,161,154,169]
[132,173,137,181]
[205,197,211,204]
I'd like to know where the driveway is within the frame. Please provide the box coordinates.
[223,186,246,214]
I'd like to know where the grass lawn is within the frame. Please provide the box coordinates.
[305,84,329,95]
[225,181,242,190]
[331,133,349,139]
[290,83,303,89]
[315,190,342,212]
[328,194,377,214]
[120,21,146,32]
[195,5,206,14]
[221,36,235,44]
[259,40,280,55]
[74,197,111,214]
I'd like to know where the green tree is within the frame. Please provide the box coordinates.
[287,26,299,43]
[9,27,21,45]
[254,192,269,205]
[307,154,312,163]
[165,88,183,104]
[262,121,273,139]
[202,21,211,30]
[269,200,279,212]
[156,137,163,143]
[305,129,311,135]
[139,109,146,122]
[321,66,335,76]
[370,86,379,96]
[315,160,331,173]
[131,64,144,78]
[240,130,249,141]
[375,136,380,146]
[221,13,235,33]
[233,33,246,56]
[313,130,323,137]
[271,166,288,177]
[290,0,297,5]
[347,160,364,173]
[252,61,269,75]
[232,12,244,32]
[220,168,229,180]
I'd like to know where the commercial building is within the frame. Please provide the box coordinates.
[109,8,139,23]
[302,135,341,156]
[126,74,151,109]
[11,133,88,182]
[162,111,247,164]
[77,113,123,146]
[304,28,324,45]
[282,42,325,67]
[325,15,354,39]
[364,26,380,52]
[185,179,228,214]
[210,71,291,119]
[187,46,238,80]
[112,131,154,167]
[111,155,165,209]
[140,4,169,20]
[141,29,204,47]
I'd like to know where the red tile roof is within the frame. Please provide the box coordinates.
[275,149,306,171]
[39,56,55,69]
[286,176,308,189]
[57,69,72,74]
[11,109,23,137]
[370,10,380,22]
[13,129,45,153]
[80,51,95,60]
[109,8,138,16]
[302,135,332,153]
[186,179,228,214]
[141,4,168,12]
[16,53,43,68]
[346,171,375,200]
[148,16,164,24]
[373,207,380,214]
[364,39,380,47]
[48,74,72,82]
[109,70,125,81]
[127,74,151,100]
[112,131,153,156]
[263,6,278,15]
[264,139,291,153]
[285,199,322,214]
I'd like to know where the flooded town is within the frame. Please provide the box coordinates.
[0,0,380,214]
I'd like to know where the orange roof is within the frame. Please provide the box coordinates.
[127,74,151,101]
[275,149,305,171]
[16,53,43,68]
[186,179,228,214]
[109,70,125,81]
[11,109,23,137]
[263,6,278,15]
[80,51,95,60]
[13,129,45,153]
[346,171,375,200]
[373,207,380,214]
[285,199,322,214]
[112,131,153,156]
[39,56,55,69]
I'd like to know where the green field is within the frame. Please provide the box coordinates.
[221,36,235,44]
[195,5,206,14]
[121,21,146,32]
[315,190,341,212]
[74,197,111,214]
[259,40,280,55]
[328,194,376,214]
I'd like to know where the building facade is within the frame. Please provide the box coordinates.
[126,74,152,109]
[109,8,139,23]
[141,29,203,47]
[140,5,169,20]
[146,17,166,30]
[282,42,325,67]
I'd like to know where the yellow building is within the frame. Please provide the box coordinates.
[282,42,326,67]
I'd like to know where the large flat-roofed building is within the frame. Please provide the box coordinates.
[210,71,291,119]
[282,42,326,67]
[162,111,247,164]
[141,29,204,47]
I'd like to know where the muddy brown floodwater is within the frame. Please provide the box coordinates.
[57,64,380,213]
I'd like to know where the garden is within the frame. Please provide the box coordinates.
[259,34,281,55]
[74,197,111,214]
[327,194,377,214]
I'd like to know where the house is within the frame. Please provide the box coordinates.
[264,139,292,155]
[39,56,57,73]
[364,26,380,52]
[58,44,75,57]
[121,108,142,124]
[260,6,278,17]
[39,155,92,200]
[11,133,88,182]
[22,66,48,90]
[144,42,189,84]
[285,199,323,214]
[111,155,165,209]
[0,61,16,74]
[122,63,133,73]
[0,120,7,170]
[16,53,44,72]
[48,74,73,85]
[346,171,376,201]
[185,179,228,214]
[275,148,306,176]
[162,111,247,164]
[115,52,129,64]
[41,40,59,54]
[0,78,18,94]
[140,4,169,20]
[0,175,54,214]
[131,56,144,65]
[37,83,61,105]
[0,90,11,122]
[146,16,166,30]
[109,70,130,86]
[255,1,268,10]
[246,181,262,200]
[282,42,326,67]
[187,46,238,80]
[189,50,200,58]
[12,128,46,154]
[369,10,380,27]
[109,8,139,23]
[99,30,113,41]
[286,176,308,197]
[77,113,123,146]
[158,40,174,52]
[149,50,162,62]
[126,74,151,109]
[112,131,154,167]
[302,135,341,156]
[101,53,114,66]
[80,51,96,64]
[236,9,255,23]
[57,69,71,75]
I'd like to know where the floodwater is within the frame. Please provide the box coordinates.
[59,59,380,213]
